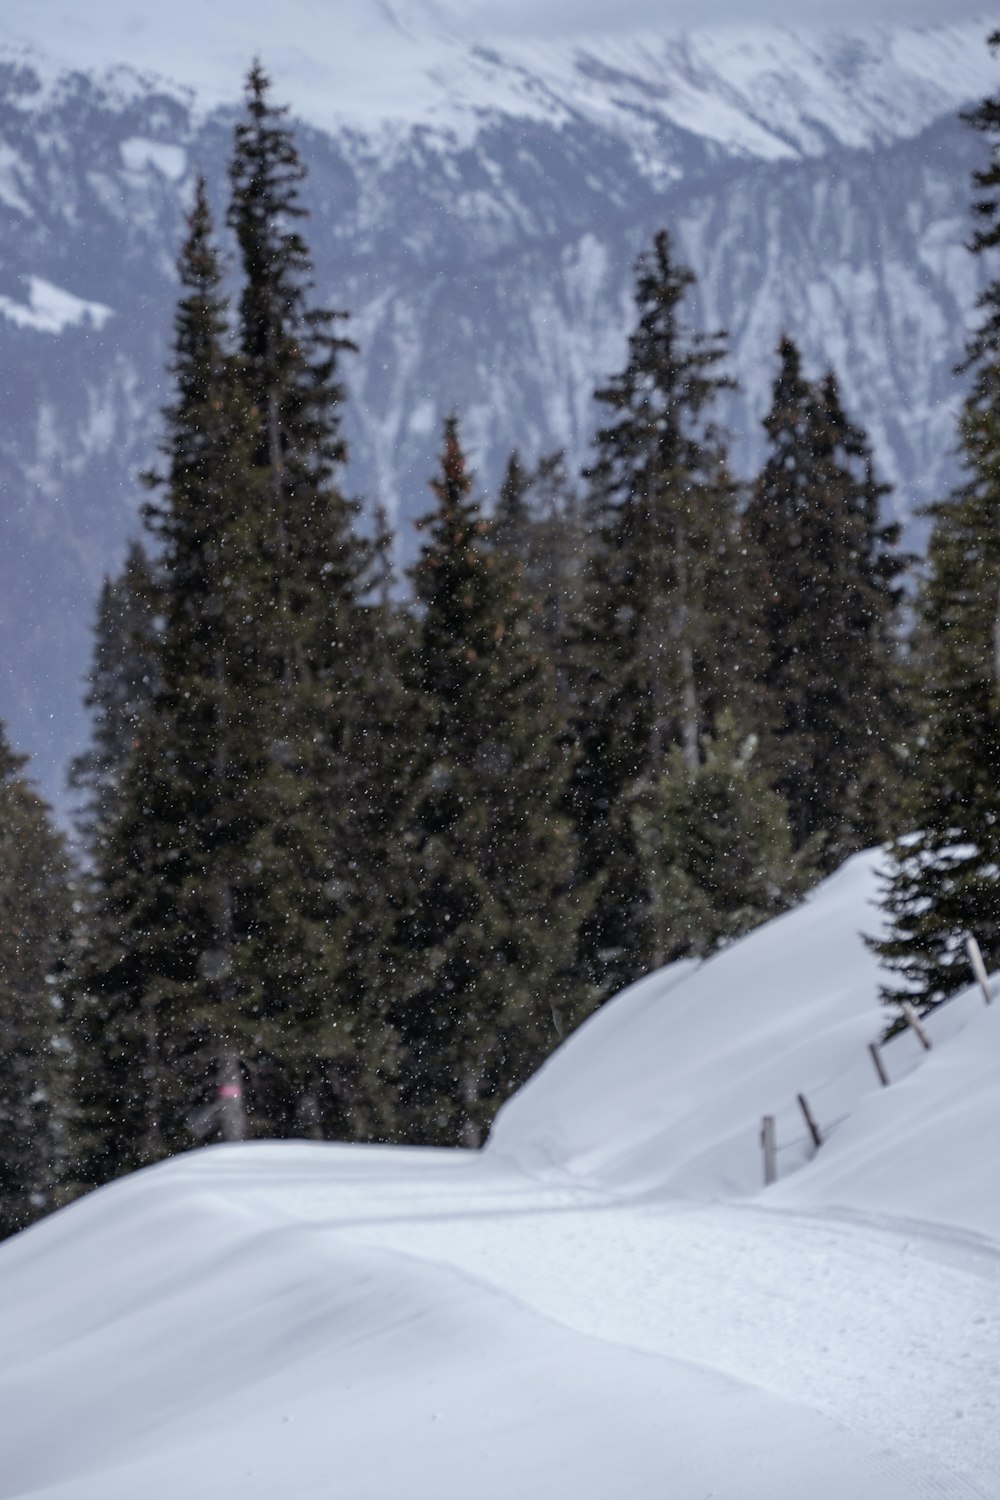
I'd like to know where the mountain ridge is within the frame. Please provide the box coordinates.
[0,23,992,803]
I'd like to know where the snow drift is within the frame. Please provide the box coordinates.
[1,847,998,1498]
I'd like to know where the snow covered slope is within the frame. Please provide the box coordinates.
[1,5,996,156]
[492,847,1000,1242]
[1,849,998,1497]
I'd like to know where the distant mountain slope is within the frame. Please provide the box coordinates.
[0,22,992,802]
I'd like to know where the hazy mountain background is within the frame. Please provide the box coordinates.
[0,6,994,806]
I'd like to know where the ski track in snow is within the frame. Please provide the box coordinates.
[187,1147,1000,1496]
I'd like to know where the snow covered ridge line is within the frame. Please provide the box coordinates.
[0,276,112,335]
[0,15,996,154]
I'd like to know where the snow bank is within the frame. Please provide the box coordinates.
[491,847,1000,1242]
[491,849,891,1195]
[2,846,999,1498]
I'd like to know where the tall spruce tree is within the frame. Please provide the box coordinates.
[73,178,274,1178]
[745,337,905,867]
[227,63,391,1137]
[872,34,1000,1011]
[0,726,74,1237]
[571,230,753,986]
[386,417,582,1147]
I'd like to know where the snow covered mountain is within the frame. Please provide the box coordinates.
[2,849,998,1496]
[0,10,995,802]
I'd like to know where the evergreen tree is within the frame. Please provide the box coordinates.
[872,36,1000,1010]
[227,63,391,1137]
[68,540,159,848]
[745,337,905,867]
[628,717,813,963]
[492,449,587,714]
[571,230,751,987]
[387,417,582,1147]
[73,178,273,1179]
[0,726,74,1237]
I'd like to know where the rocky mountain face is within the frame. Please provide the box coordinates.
[0,27,991,804]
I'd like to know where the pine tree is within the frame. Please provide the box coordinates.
[69,540,159,848]
[73,177,273,1178]
[628,717,813,962]
[872,36,1000,1010]
[0,726,74,1237]
[227,63,391,1137]
[387,417,581,1147]
[744,337,905,867]
[492,449,587,715]
[570,230,751,987]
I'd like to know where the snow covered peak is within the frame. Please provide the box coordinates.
[0,4,996,159]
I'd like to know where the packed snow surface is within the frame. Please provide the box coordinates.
[2,849,999,1497]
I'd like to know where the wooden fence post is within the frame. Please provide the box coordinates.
[965,934,994,1006]
[761,1115,776,1186]
[797,1092,823,1149]
[900,1000,932,1051]
[869,1041,889,1087]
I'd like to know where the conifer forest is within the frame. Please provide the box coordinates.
[4,41,1000,1241]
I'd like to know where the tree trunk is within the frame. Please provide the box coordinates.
[217,1045,248,1142]
[674,517,699,772]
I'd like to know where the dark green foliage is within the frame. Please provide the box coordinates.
[68,540,159,847]
[386,417,583,1146]
[0,727,74,1237]
[227,64,392,1139]
[745,337,905,867]
[73,177,273,1175]
[873,35,1000,1013]
[570,230,755,988]
[493,449,588,712]
[74,124,388,1182]
[628,717,814,963]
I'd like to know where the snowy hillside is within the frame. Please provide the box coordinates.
[1,5,996,154]
[2,849,998,1498]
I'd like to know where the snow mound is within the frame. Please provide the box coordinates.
[2,846,999,1497]
[491,847,1000,1241]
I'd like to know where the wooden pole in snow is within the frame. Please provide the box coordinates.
[965,934,994,1006]
[761,1115,777,1186]
[797,1092,823,1150]
[900,1000,932,1051]
[868,1041,889,1087]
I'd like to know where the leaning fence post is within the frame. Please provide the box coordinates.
[797,1092,823,1150]
[965,934,994,1006]
[900,1000,932,1051]
[761,1115,776,1186]
[869,1041,889,1087]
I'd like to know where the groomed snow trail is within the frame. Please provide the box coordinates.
[174,1143,1000,1496]
[3,851,998,1498]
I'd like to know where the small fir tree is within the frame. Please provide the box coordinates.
[68,540,159,848]
[628,718,813,963]
[0,726,74,1238]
